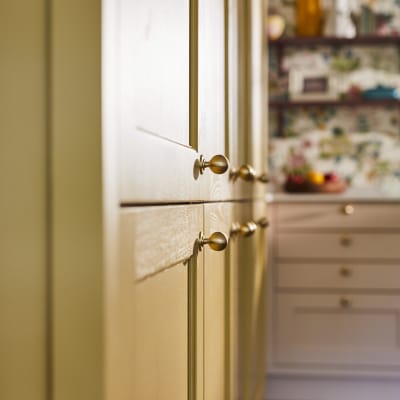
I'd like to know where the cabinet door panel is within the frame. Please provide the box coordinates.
[116,0,201,202]
[276,294,400,369]
[110,205,202,399]
[203,202,233,400]
[235,201,268,400]
[134,264,188,400]
[197,0,232,201]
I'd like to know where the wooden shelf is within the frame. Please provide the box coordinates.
[269,35,400,48]
[269,99,400,109]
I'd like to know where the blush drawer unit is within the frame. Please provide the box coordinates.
[276,203,400,229]
[267,201,400,379]
[275,293,400,369]
[277,233,400,260]
[277,263,400,291]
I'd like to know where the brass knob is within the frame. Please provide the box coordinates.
[257,217,270,229]
[231,221,258,238]
[198,232,228,252]
[340,236,353,247]
[199,154,229,175]
[340,266,352,277]
[339,297,352,309]
[234,164,256,182]
[257,173,270,183]
[230,164,269,183]
[342,204,355,216]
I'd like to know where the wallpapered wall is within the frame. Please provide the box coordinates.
[268,0,400,193]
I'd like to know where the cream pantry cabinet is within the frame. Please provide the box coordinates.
[1,0,268,399]
[106,0,269,399]
[116,200,268,400]
[115,0,268,203]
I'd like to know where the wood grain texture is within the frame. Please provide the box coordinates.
[0,1,47,398]
[122,205,202,281]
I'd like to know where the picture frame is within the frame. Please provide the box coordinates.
[289,68,338,101]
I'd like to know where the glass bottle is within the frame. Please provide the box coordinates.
[296,0,323,37]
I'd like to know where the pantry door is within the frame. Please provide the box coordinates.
[115,205,203,400]
[114,0,233,203]
[203,202,234,400]
[237,200,269,400]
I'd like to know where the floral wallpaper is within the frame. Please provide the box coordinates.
[268,0,400,193]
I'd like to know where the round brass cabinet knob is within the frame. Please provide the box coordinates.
[340,266,352,277]
[230,164,269,183]
[339,297,352,309]
[198,232,228,252]
[340,236,353,247]
[236,164,257,182]
[257,217,270,229]
[199,154,229,175]
[231,221,258,238]
[342,204,355,216]
[257,173,270,184]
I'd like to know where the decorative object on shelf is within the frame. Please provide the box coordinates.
[362,84,400,99]
[322,0,336,36]
[267,7,286,40]
[289,68,338,101]
[296,0,324,37]
[335,0,357,37]
[331,54,360,73]
[343,84,363,100]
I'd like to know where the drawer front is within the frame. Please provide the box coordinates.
[277,263,400,290]
[277,203,400,229]
[275,294,400,368]
[277,233,400,260]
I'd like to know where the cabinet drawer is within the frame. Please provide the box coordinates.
[277,203,400,229]
[277,263,400,290]
[277,233,400,260]
[275,293,400,368]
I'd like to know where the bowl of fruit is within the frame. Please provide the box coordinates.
[284,170,347,194]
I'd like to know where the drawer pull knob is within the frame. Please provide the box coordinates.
[340,297,352,309]
[340,266,352,277]
[231,221,258,238]
[257,217,270,229]
[230,164,269,183]
[199,154,229,175]
[340,236,353,247]
[342,204,355,216]
[198,232,228,252]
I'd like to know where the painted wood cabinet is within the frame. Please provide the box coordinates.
[267,201,400,400]
[105,0,269,399]
[1,0,268,399]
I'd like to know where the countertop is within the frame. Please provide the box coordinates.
[266,187,400,203]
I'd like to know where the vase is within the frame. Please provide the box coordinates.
[296,0,323,37]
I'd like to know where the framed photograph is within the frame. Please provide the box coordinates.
[289,69,338,101]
